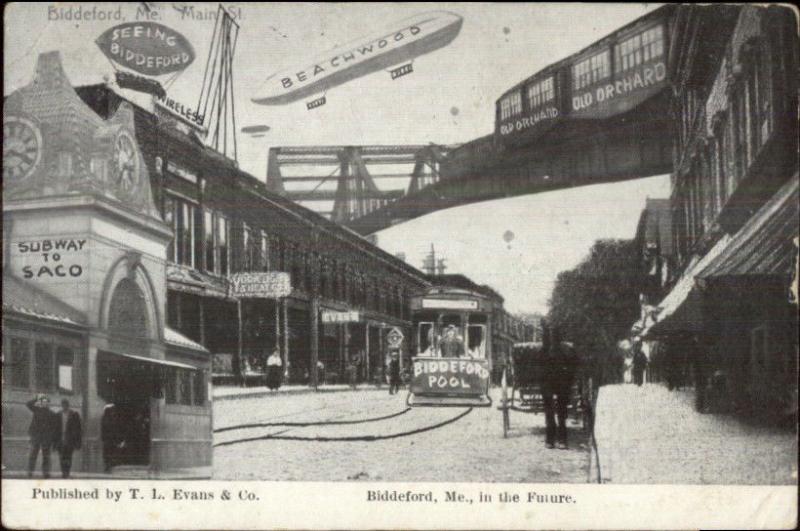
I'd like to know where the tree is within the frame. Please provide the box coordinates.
[547,239,643,386]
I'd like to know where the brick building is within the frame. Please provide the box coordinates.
[637,5,798,419]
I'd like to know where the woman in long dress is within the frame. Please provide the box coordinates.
[266,349,283,390]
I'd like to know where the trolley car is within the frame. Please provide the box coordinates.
[406,281,496,407]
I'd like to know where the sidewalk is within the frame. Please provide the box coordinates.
[213,383,387,400]
[590,383,798,484]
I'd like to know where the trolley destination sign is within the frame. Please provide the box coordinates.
[411,358,490,396]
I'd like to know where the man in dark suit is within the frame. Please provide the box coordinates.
[541,324,579,449]
[26,394,56,478]
[54,399,82,478]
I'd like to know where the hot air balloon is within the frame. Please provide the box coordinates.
[252,11,463,106]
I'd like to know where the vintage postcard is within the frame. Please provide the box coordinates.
[2,2,798,529]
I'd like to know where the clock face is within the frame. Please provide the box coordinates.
[3,116,42,182]
[112,130,139,192]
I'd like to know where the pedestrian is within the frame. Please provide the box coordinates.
[101,402,119,473]
[438,325,465,357]
[388,352,401,395]
[540,324,578,450]
[54,399,82,478]
[347,355,359,390]
[632,338,648,387]
[266,348,283,390]
[26,394,56,478]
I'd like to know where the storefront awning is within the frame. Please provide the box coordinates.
[99,350,198,370]
[697,177,799,280]
[641,234,733,338]
[164,327,209,352]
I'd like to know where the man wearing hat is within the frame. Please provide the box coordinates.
[439,325,465,358]
[26,394,57,478]
[54,399,83,478]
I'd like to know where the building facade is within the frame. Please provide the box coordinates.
[640,5,798,419]
[76,84,431,388]
[3,52,212,477]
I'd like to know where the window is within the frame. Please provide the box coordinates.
[7,337,30,388]
[56,346,74,393]
[500,91,522,120]
[108,278,149,339]
[193,370,206,405]
[165,195,198,267]
[616,25,664,73]
[573,50,610,90]
[527,77,554,109]
[164,368,177,404]
[215,214,229,275]
[418,323,435,355]
[35,342,54,391]
[179,369,193,405]
[203,210,215,273]
[260,230,269,271]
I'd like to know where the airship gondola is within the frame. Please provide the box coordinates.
[251,11,463,106]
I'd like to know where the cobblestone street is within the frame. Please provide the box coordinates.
[213,388,590,482]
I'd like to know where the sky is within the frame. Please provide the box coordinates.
[4,2,669,314]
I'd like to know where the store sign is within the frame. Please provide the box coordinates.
[165,161,198,184]
[15,238,87,280]
[421,298,477,310]
[410,357,490,396]
[155,95,206,133]
[229,272,291,299]
[321,310,360,323]
[571,61,667,119]
[95,22,195,76]
[387,327,404,348]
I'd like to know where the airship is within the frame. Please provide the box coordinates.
[252,10,463,106]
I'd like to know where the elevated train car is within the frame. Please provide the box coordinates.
[439,5,676,188]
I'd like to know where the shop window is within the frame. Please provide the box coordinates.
[750,326,768,372]
[572,50,610,90]
[616,25,663,74]
[56,346,74,393]
[527,77,554,109]
[193,370,206,405]
[179,369,193,405]
[35,342,54,391]
[164,368,177,404]
[7,336,30,388]
[108,278,149,339]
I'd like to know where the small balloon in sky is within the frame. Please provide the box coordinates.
[502,26,511,35]
[503,230,515,249]
[450,106,459,116]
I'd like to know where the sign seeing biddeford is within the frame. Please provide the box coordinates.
[229,272,291,299]
[411,358,490,396]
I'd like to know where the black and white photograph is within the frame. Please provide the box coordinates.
[2,3,798,529]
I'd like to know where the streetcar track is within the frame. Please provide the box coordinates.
[214,407,473,447]
[214,407,412,433]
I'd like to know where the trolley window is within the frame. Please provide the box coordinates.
[467,325,486,358]
[572,50,610,90]
[616,25,664,74]
[500,91,522,120]
[418,322,435,356]
[527,76,554,109]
